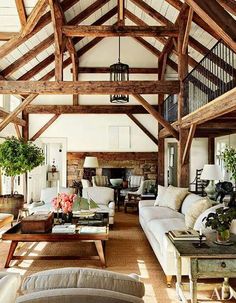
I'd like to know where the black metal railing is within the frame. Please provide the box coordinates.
[163,40,236,122]
[183,40,236,115]
[163,94,178,123]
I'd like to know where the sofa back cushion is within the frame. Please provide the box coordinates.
[181,193,204,215]
[154,185,167,206]
[82,187,114,205]
[160,185,188,211]
[185,198,212,229]
[40,187,73,205]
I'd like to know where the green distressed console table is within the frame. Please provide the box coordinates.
[168,233,236,303]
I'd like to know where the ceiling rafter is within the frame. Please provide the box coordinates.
[118,0,125,25]
[15,0,27,27]
[217,0,236,16]
[125,9,223,86]
[0,0,80,59]
[49,0,65,81]
[17,7,117,81]
[1,1,115,79]
[186,0,236,53]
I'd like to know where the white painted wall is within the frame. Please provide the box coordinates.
[29,113,158,152]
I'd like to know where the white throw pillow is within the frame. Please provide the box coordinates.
[193,204,222,233]
[185,198,212,229]
[154,185,167,206]
[162,185,189,211]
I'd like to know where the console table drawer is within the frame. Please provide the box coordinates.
[197,259,236,274]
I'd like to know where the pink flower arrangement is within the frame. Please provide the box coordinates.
[52,193,76,214]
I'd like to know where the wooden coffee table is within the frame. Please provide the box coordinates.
[2,222,109,268]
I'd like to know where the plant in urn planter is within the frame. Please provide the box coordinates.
[204,207,236,245]
[0,137,44,217]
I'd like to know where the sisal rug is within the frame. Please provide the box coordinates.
[0,211,235,303]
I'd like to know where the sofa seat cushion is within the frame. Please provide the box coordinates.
[21,268,144,299]
[147,218,186,254]
[139,200,155,209]
[0,213,14,228]
[139,206,184,224]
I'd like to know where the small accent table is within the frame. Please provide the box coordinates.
[168,233,236,303]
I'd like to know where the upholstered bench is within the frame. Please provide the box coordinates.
[0,213,14,229]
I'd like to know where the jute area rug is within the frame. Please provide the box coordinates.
[0,212,235,303]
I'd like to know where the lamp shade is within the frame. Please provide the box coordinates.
[200,164,222,181]
[83,156,99,168]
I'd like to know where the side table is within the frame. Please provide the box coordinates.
[168,233,236,303]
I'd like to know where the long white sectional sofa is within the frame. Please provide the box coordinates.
[139,192,215,286]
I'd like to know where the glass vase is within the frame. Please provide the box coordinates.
[216,230,230,244]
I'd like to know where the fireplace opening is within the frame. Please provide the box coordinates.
[102,168,128,180]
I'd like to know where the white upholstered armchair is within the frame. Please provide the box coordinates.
[82,187,115,225]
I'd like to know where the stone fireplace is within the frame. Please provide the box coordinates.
[67,152,157,186]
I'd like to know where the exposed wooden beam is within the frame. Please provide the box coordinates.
[182,123,196,164]
[17,7,117,81]
[118,0,125,25]
[0,94,37,132]
[30,114,60,141]
[72,67,159,74]
[0,0,80,59]
[181,87,236,129]
[49,0,64,81]
[186,0,236,52]
[133,94,179,140]
[15,0,27,27]
[0,109,26,127]
[198,121,236,129]
[165,0,220,40]
[62,25,179,37]
[217,0,236,16]
[25,105,158,114]
[129,0,173,26]
[0,32,18,41]
[20,0,48,38]
[0,80,180,95]
[182,7,193,54]
[67,38,79,105]
[14,124,22,139]
[127,114,158,146]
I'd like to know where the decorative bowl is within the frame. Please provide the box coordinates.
[110,178,123,186]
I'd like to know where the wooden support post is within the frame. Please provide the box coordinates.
[182,124,196,165]
[208,137,215,164]
[22,110,29,141]
[178,129,189,187]
[177,9,189,187]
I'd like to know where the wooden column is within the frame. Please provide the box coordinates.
[208,137,215,164]
[158,57,165,186]
[177,9,189,187]
[22,110,29,141]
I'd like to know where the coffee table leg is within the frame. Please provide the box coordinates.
[5,241,18,268]
[95,240,106,268]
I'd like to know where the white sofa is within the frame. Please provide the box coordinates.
[0,272,21,303]
[0,268,144,303]
[139,192,213,286]
[82,187,115,225]
[28,187,73,214]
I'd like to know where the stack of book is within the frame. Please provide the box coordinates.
[168,229,206,241]
[79,226,107,234]
[52,224,76,234]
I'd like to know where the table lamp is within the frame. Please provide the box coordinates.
[83,156,99,182]
[201,164,222,199]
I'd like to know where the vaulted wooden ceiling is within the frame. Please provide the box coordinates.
[0,0,235,84]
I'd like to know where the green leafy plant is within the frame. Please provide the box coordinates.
[0,137,45,195]
[204,207,236,232]
[221,147,236,182]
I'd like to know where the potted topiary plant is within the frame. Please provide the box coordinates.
[0,137,45,217]
[204,207,236,244]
